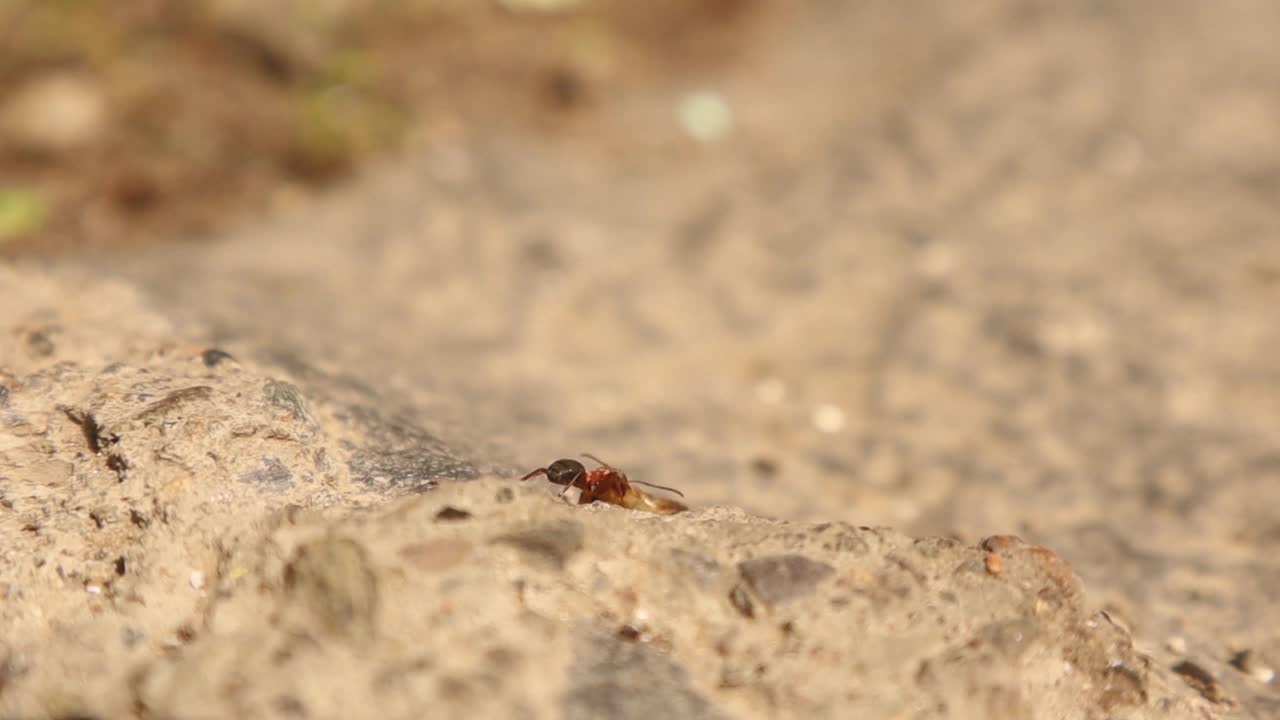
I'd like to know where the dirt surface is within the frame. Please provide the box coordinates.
[4,0,1280,718]
[0,274,1223,718]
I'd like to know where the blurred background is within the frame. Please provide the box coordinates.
[3,0,1280,710]
[0,0,786,254]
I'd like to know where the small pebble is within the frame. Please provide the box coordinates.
[201,348,235,367]
[678,91,733,143]
[85,584,102,595]
[984,553,1003,576]
[728,583,755,619]
[1,72,107,153]
[754,378,786,405]
[189,570,205,590]
[1229,649,1276,684]
[497,0,580,13]
[434,506,473,522]
[750,456,779,478]
[1172,660,1228,703]
[812,404,846,433]
[1166,636,1187,655]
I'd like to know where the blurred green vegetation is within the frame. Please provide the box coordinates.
[0,188,47,242]
[0,0,765,254]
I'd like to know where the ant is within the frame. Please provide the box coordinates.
[520,453,688,515]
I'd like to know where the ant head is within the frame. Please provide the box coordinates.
[544,458,586,486]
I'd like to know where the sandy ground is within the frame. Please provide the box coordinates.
[3,1,1280,718]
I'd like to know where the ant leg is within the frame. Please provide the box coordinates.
[521,468,549,481]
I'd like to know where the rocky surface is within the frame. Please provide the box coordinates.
[0,279,1216,717]
[5,0,1280,718]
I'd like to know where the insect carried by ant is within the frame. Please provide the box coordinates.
[520,453,688,515]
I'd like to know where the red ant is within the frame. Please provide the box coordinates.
[520,453,688,515]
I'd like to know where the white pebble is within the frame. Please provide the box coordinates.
[678,91,733,143]
[85,584,102,595]
[189,570,205,590]
[812,404,846,433]
[0,72,107,153]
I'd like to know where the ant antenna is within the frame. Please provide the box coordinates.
[629,479,685,497]
[581,452,685,497]
[581,452,614,469]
